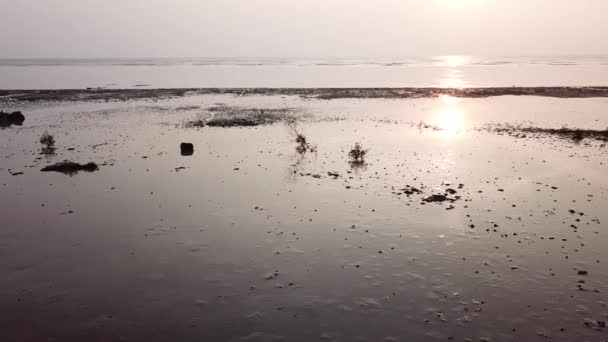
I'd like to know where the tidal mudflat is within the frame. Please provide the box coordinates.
[1,90,608,341]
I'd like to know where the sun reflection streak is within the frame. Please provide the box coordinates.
[435,56,472,67]
[439,69,467,88]
[435,56,471,88]
[431,96,466,137]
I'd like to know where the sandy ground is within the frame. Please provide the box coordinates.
[1,93,608,341]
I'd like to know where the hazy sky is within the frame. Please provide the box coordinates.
[1,0,607,58]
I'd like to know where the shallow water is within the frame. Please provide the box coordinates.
[1,94,608,341]
[2,56,608,89]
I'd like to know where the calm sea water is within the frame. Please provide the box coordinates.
[1,56,608,89]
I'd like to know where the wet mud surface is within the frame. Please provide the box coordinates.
[1,93,608,341]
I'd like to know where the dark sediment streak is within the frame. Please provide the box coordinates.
[483,124,608,143]
[2,87,608,103]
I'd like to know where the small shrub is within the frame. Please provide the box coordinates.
[40,131,56,155]
[348,143,367,164]
[288,123,316,154]
[295,133,316,154]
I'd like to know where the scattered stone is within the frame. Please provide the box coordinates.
[180,142,194,156]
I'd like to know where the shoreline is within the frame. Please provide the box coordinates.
[2,86,608,103]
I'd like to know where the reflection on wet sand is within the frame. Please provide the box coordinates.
[431,96,466,137]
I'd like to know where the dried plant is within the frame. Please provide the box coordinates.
[40,131,56,155]
[288,123,316,154]
[348,143,367,164]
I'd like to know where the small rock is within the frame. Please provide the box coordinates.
[423,194,449,203]
[180,143,194,156]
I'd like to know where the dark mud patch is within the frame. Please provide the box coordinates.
[4,87,608,103]
[41,161,99,176]
[186,106,296,128]
[483,124,608,144]
[0,111,25,127]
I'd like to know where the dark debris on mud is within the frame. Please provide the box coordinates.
[483,124,608,144]
[392,183,466,208]
[41,161,99,176]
